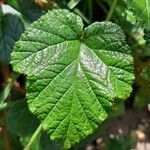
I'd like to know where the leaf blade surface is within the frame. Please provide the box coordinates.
[11,9,134,149]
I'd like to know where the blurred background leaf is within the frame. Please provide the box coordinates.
[7,0,45,21]
[6,100,60,149]
[6,100,40,147]
[0,11,24,64]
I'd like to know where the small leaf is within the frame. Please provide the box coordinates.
[0,13,24,64]
[126,10,136,25]
[128,0,150,30]
[11,9,134,149]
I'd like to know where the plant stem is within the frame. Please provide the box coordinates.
[88,0,93,23]
[24,124,42,150]
[74,8,89,24]
[96,0,107,13]
[106,0,118,21]
[67,0,82,9]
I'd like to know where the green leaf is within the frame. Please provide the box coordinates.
[11,9,134,149]
[7,100,60,149]
[1,4,30,28]
[0,13,24,64]
[7,101,40,147]
[67,0,82,9]
[128,0,150,30]
[7,0,44,21]
[105,0,133,32]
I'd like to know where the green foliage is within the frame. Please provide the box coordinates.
[105,0,137,35]
[106,0,150,32]
[7,0,45,21]
[0,11,24,64]
[1,0,150,149]
[67,0,82,9]
[7,100,40,146]
[128,0,150,30]
[11,9,134,149]
[126,10,136,25]
[7,100,61,150]
[106,0,127,23]
[0,1,45,64]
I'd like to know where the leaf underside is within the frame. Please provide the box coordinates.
[11,9,134,149]
[128,0,150,30]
